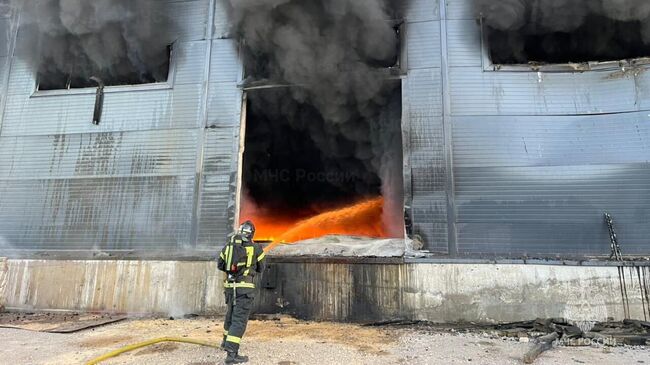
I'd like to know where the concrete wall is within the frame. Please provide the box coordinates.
[2,258,649,323]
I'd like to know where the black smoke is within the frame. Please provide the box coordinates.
[477,0,650,64]
[11,0,174,88]
[230,0,404,235]
[243,83,401,215]
[226,0,400,123]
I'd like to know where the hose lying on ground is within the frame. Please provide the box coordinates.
[85,337,220,365]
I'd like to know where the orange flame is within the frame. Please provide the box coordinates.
[240,196,392,250]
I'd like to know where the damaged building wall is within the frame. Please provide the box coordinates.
[0,0,648,258]
[402,0,650,256]
[0,0,242,252]
[402,0,449,254]
[444,0,650,256]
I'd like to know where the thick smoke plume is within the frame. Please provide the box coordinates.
[226,0,399,123]
[12,0,174,87]
[229,0,404,236]
[477,0,650,64]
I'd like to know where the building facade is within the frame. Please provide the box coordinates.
[0,0,649,259]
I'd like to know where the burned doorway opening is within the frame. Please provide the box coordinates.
[240,81,404,243]
[228,0,405,244]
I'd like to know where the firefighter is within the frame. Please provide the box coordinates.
[217,220,266,364]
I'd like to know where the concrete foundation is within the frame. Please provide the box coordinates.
[1,258,649,323]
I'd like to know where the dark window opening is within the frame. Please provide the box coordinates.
[36,45,172,91]
[486,14,650,65]
[240,81,404,243]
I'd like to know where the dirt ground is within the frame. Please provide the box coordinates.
[0,314,649,365]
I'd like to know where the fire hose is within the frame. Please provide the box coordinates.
[86,242,275,364]
[84,337,221,365]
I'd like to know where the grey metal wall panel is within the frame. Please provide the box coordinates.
[407,21,441,69]
[406,68,443,117]
[453,114,650,168]
[0,55,6,103]
[455,164,650,256]
[447,20,481,67]
[167,0,210,41]
[404,62,447,251]
[631,71,650,111]
[449,68,639,116]
[446,20,641,117]
[2,51,204,137]
[1,0,648,258]
[453,112,650,256]
[207,82,240,127]
[210,40,240,83]
[0,130,198,179]
[173,41,208,85]
[0,17,9,57]
[446,0,476,20]
[197,126,239,248]
[0,176,196,250]
[2,83,202,136]
[0,2,214,253]
[402,0,440,22]
[0,129,199,250]
[213,0,231,39]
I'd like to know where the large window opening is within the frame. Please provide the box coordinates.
[36,44,172,91]
[241,81,404,243]
[478,1,650,70]
[486,15,650,65]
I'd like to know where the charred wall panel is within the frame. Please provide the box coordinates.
[196,38,243,249]
[0,130,199,249]
[402,0,440,22]
[1,0,649,257]
[404,5,448,253]
[444,0,650,256]
[453,113,650,256]
[0,0,220,252]
[446,18,640,116]
[196,126,240,249]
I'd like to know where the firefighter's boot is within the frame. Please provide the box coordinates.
[224,351,249,364]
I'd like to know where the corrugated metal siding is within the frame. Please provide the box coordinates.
[407,21,441,69]
[168,0,210,41]
[1,0,649,258]
[404,2,448,252]
[0,12,12,129]
[402,0,440,22]
[197,126,240,248]
[446,19,640,116]
[0,131,199,249]
[445,0,475,20]
[197,35,243,249]
[213,0,231,39]
[453,113,650,255]
[2,41,206,136]
[443,0,650,256]
[0,0,222,251]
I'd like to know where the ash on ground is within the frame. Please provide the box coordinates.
[267,235,409,257]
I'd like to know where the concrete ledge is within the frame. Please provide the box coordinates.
[1,259,649,323]
[0,258,7,311]
[1,260,226,316]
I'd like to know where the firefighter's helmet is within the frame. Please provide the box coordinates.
[239,220,255,240]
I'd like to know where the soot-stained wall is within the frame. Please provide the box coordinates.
[0,0,649,258]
